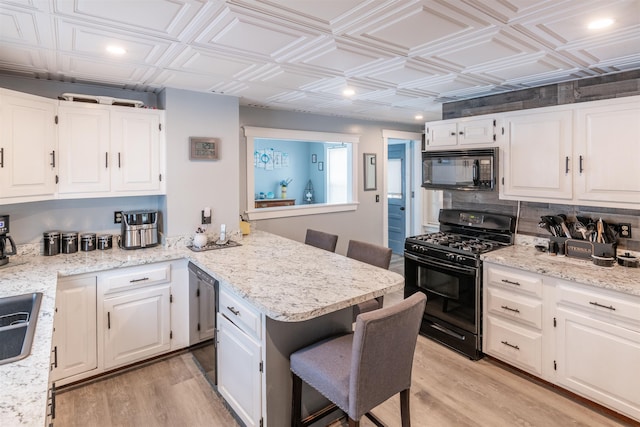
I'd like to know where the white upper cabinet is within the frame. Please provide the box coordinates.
[500,107,573,201]
[58,102,165,197]
[425,116,499,149]
[499,96,640,208]
[0,89,57,202]
[57,102,111,195]
[574,96,640,207]
[110,109,163,193]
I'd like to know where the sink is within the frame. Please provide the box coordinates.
[0,292,43,365]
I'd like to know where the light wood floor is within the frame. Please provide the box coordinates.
[54,323,635,427]
[54,254,636,426]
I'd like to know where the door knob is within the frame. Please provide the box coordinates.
[399,207,405,211]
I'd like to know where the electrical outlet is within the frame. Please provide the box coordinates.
[114,211,122,224]
[201,210,211,224]
[618,223,632,238]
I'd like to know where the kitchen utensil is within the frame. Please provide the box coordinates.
[596,218,604,243]
[541,216,558,236]
[617,252,638,268]
[554,214,572,238]
[574,221,588,240]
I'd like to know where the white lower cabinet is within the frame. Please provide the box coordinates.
[483,264,545,376]
[554,279,640,422]
[103,284,171,369]
[50,275,98,383]
[217,286,262,427]
[50,260,189,386]
[484,261,640,422]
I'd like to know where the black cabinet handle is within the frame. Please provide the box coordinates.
[227,306,240,316]
[501,340,520,350]
[50,150,56,168]
[589,301,615,311]
[565,156,569,174]
[107,312,111,329]
[118,152,121,168]
[105,152,109,168]
[129,277,149,283]
[579,155,584,173]
[501,279,521,286]
[1,147,4,168]
[500,305,520,314]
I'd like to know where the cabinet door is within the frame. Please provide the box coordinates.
[574,97,640,207]
[501,109,573,201]
[103,284,171,369]
[57,103,111,194]
[217,313,262,427]
[426,122,458,147]
[51,276,97,382]
[458,117,496,145]
[110,109,163,193]
[0,90,57,200]
[556,307,640,421]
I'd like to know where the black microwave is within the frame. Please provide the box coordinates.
[422,148,497,191]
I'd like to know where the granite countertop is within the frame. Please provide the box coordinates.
[482,244,640,297]
[0,230,403,426]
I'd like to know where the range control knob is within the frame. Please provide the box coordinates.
[456,255,464,262]
[446,253,456,260]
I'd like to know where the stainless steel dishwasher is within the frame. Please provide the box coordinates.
[188,262,218,385]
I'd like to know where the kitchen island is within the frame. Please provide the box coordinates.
[0,230,404,426]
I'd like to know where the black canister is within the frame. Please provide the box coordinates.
[61,232,78,254]
[43,231,61,256]
[97,234,113,250]
[80,233,96,251]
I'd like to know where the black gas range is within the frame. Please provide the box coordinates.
[404,209,515,360]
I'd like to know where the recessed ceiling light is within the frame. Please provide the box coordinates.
[588,18,614,30]
[342,88,355,97]
[106,45,127,55]
[414,114,424,120]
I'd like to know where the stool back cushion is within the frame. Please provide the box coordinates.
[305,229,338,252]
[349,292,426,420]
[346,240,392,269]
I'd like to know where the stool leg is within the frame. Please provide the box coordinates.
[400,388,411,427]
[291,373,303,427]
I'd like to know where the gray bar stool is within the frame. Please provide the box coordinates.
[290,292,427,427]
[304,229,338,252]
[347,240,393,321]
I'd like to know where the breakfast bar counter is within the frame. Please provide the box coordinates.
[0,230,403,426]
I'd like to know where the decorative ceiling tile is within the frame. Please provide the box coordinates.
[0,0,638,123]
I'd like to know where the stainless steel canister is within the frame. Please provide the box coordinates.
[43,231,61,256]
[61,232,78,254]
[97,234,113,250]
[80,233,96,251]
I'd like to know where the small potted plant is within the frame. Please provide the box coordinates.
[280,178,292,199]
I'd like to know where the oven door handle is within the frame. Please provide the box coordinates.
[404,252,477,275]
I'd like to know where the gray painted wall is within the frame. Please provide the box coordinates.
[239,106,421,254]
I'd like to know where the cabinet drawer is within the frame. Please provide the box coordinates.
[557,283,640,326]
[486,265,542,297]
[485,315,542,376]
[102,263,171,295]
[486,287,542,329]
[219,286,261,341]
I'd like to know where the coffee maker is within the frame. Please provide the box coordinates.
[121,210,159,249]
[0,214,17,266]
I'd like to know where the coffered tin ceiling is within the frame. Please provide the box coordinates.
[0,0,638,123]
